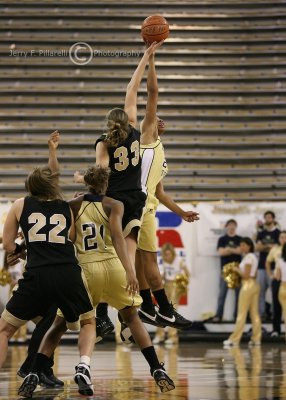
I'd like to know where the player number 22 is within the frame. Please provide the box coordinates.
[28,212,66,243]
[114,140,139,171]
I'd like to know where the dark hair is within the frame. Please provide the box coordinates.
[225,219,237,227]
[105,108,129,147]
[84,166,110,195]
[282,243,286,262]
[264,210,275,219]
[240,237,254,253]
[25,166,61,200]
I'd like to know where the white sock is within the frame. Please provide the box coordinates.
[80,355,91,366]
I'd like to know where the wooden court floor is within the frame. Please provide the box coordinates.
[1,342,286,399]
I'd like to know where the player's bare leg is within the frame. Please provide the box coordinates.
[119,306,175,393]
[0,318,18,367]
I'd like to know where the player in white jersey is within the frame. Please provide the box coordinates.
[136,52,198,330]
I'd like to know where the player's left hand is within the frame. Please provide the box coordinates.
[7,250,26,266]
[48,130,60,150]
[182,211,200,223]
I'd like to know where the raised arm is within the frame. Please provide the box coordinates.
[155,180,200,222]
[140,53,158,142]
[125,41,163,127]
[48,130,60,173]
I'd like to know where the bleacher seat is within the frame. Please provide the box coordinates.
[0,0,285,201]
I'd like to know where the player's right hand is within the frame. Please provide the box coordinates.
[126,271,139,296]
[145,40,164,56]
[74,171,84,183]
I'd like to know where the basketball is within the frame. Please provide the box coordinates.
[141,15,169,44]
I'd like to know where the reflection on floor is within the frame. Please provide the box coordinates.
[1,342,286,399]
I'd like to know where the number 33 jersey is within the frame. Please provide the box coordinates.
[74,194,117,263]
[95,126,142,192]
[20,196,77,268]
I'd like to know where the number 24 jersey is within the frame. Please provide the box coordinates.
[74,193,117,263]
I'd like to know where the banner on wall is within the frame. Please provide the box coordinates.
[196,202,286,257]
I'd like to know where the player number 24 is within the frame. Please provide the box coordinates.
[82,222,106,251]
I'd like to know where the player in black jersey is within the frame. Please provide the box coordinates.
[94,42,162,243]
[74,42,163,331]
[33,164,175,393]
[0,132,95,398]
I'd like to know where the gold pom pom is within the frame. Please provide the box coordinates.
[0,269,12,286]
[222,262,241,289]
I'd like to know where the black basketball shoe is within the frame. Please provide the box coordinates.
[74,363,94,396]
[18,373,39,398]
[138,307,166,328]
[152,363,175,393]
[156,304,193,330]
[39,371,64,388]
[95,316,115,343]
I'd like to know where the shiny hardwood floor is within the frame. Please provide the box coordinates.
[1,342,286,399]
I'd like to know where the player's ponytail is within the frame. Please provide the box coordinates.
[105,108,129,147]
[84,166,110,195]
[25,166,62,200]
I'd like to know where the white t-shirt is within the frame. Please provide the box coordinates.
[161,255,184,281]
[277,258,286,282]
[239,252,258,277]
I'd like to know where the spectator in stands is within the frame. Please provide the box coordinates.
[265,230,286,337]
[255,211,280,320]
[212,219,242,322]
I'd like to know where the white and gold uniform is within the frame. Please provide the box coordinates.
[138,138,168,252]
[74,194,142,311]
[228,253,261,344]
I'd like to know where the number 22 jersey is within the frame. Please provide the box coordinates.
[20,196,77,268]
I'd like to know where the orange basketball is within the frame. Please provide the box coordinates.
[141,15,169,44]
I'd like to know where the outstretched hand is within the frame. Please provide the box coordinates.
[145,40,164,56]
[48,130,60,150]
[182,211,200,223]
